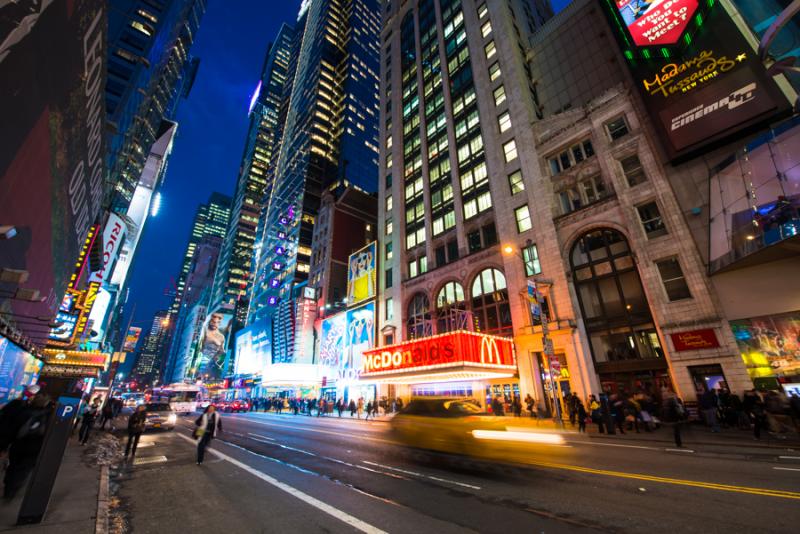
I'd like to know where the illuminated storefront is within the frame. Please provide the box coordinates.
[361,330,518,408]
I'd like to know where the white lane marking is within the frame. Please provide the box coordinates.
[321,455,407,480]
[773,467,800,472]
[779,456,800,460]
[566,440,658,451]
[234,413,388,432]
[665,448,695,453]
[362,460,481,490]
[248,433,275,441]
[230,418,397,445]
[175,433,386,534]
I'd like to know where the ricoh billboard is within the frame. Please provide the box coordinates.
[0,0,106,337]
[602,0,791,161]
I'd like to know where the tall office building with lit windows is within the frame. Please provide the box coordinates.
[249,0,382,326]
[132,310,170,383]
[210,24,296,332]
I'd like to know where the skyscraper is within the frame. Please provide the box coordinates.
[210,24,296,332]
[132,310,170,383]
[250,0,382,323]
[106,0,205,213]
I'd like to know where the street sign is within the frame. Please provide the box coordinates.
[549,354,561,377]
[544,338,555,357]
[55,397,80,421]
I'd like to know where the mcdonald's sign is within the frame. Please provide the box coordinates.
[361,331,516,377]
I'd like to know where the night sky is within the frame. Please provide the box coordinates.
[120,0,573,374]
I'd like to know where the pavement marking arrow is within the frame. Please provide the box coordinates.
[175,433,387,534]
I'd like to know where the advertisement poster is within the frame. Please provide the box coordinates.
[345,302,375,373]
[234,319,272,376]
[731,311,800,379]
[0,335,35,406]
[88,213,127,284]
[197,311,233,378]
[122,326,143,352]
[319,312,346,369]
[614,0,698,47]
[346,241,377,306]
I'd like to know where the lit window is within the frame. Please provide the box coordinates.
[385,218,393,235]
[656,258,692,301]
[515,205,532,232]
[481,21,492,38]
[637,202,668,239]
[523,244,541,276]
[493,85,506,106]
[508,170,524,195]
[464,199,478,219]
[136,8,158,23]
[503,139,518,162]
[478,3,488,19]
[484,41,497,60]
[386,194,393,211]
[408,260,418,278]
[419,256,428,274]
[129,20,153,36]
[385,298,393,320]
[385,242,393,261]
[489,62,501,81]
[498,111,511,133]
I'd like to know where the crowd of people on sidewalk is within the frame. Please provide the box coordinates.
[242,396,405,419]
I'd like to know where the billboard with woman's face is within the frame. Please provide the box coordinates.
[347,242,376,306]
[197,311,233,378]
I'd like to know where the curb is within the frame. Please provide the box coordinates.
[95,465,109,534]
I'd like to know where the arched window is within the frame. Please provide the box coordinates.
[435,281,466,333]
[406,292,432,339]
[570,229,663,365]
[471,268,512,336]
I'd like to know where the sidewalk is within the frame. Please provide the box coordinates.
[0,430,118,534]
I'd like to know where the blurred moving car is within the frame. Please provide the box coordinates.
[143,403,178,431]
[390,398,569,465]
[225,399,250,413]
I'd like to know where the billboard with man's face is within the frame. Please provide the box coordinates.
[197,311,233,378]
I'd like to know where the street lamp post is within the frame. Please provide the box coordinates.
[502,244,563,427]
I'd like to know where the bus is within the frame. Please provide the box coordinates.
[149,383,207,414]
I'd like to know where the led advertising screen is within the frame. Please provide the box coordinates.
[0,0,106,342]
[344,302,376,374]
[197,310,233,378]
[0,335,40,406]
[346,242,377,306]
[319,312,347,369]
[613,0,699,47]
[608,3,790,161]
[234,319,272,376]
[122,327,143,352]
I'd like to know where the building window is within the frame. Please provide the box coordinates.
[419,255,428,274]
[508,170,524,195]
[478,3,488,19]
[493,85,506,106]
[385,194,393,211]
[620,155,647,187]
[637,201,667,238]
[489,62,501,81]
[385,242,393,261]
[129,20,154,37]
[436,281,467,333]
[570,229,661,364]
[523,244,541,276]
[471,268,512,336]
[408,260,418,279]
[385,298,393,320]
[484,41,496,60]
[498,111,511,133]
[606,116,629,140]
[481,21,492,38]
[385,218,393,235]
[385,267,393,288]
[503,139,518,162]
[467,230,482,253]
[515,205,532,232]
[656,258,692,301]
[407,292,431,338]
[548,140,593,175]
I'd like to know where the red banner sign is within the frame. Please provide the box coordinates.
[361,331,516,376]
[615,0,699,48]
[670,329,720,351]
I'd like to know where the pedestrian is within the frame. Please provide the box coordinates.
[0,386,52,499]
[524,394,535,418]
[336,398,344,417]
[664,393,686,447]
[700,388,720,432]
[125,404,147,459]
[588,395,604,433]
[512,396,522,417]
[491,395,505,416]
[348,399,356,417]
[576,400,587,433]
[194,405,222,465]
[372,402,379,419]
[365,401,373,421]
[357,397,365,419]
[752,393,768,439]
[112,397,123,419]
[568,393,578,426]
[99,398,114,430]
[79,398,101,445]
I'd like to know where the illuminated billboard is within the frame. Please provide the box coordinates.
[0,335,42,406]
[347,242,376,306]
[319,312,346,369]
[344,302,375,375]
[234,319,272,376]
[122,327,143,352]
[613,0,699,47]
[196,311,233,378]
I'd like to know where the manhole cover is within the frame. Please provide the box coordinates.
[133,455,167,465]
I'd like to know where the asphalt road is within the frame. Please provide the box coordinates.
[112,411,800,533]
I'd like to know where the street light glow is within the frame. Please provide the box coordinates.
[151,192,162,217]
[502,244,514,255]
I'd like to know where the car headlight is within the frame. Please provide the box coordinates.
[168,414,177,424]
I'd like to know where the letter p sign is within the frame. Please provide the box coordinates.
[56,397,81,421]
